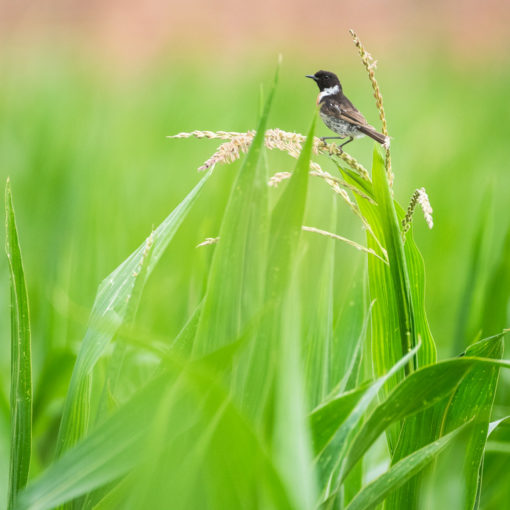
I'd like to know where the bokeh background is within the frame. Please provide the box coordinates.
[1,0,510,488]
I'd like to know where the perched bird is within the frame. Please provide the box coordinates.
[306,70,389,150]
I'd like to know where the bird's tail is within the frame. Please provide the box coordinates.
[359,125,390,149]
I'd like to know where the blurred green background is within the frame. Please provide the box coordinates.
[1,0,510,496]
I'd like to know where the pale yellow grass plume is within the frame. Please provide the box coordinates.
[168,129,370,180]
[349,29,393,186]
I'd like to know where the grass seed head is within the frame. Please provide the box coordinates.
[350,29,393,185]
[402,187,434,239]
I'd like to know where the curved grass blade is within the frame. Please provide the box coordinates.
[5,179,32,510]
[344,422,470,510]
[192,64,279,357]
[303,196,336,408]
[388,333,505,509]
[316,343,420,502]
[15,373,172,510]
[370,149,417,375]
[274,276,318,510]
[240,113,315,419]
[309,384,369,456]
[16,357,295,510]
[340,152,436,451]
[479,416,510,509]
[56,169,212,456]
[341,355,510,483]
[440,333,504,510]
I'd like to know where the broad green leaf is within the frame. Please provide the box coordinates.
[339,297,373,393]
[274,275,317,510]
[339,155,401,403]
[241,113,315,420]
[371,149,418,374]
[17,356,295,510]
[344,422,469,510]
[388,333,505,509]
[266,117,315,301]
[56,169,212,455]
[15,373,170,510]
[487,415,510,438]
[441,334,504,510]
[192,66,279,357]
[5,179,33,509]
[338,162,398,413]
[91,477,131,510]
[481,416,510,509]
[309,384,368,456]
[398,199,436,368]
[316,343,420,502]
[340,150,436,451]
[341,355,509,483]
[343,460,363,508]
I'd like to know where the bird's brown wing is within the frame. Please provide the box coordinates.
[338,106,369,127]
[321,97,370,127]
[321,97,387,145]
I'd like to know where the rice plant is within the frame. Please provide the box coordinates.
[3,31,510,510]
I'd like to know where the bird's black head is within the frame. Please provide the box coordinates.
[306,70,342,93]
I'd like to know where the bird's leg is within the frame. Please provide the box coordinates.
[320,135,345,142]
[339,136,354,149]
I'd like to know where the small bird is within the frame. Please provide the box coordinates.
[306,70,389,150]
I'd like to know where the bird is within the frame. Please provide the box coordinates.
[306,70,390,150]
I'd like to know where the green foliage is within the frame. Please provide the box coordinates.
[1,57,510,510]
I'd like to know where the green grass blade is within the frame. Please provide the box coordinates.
[339,297,373,393]
[440,334,504,510]
[341,356,501,482]
[397,200,436,368]
[303,196,336,407]
[90,477,131,510]
[16,374,171,510]
[17,344,297,510]
[340,152,436,451]
[309,385,368,456]
[55,170,212,456]
[344,422,469,510]
[241,113,315,419]
[316,343,420,501]
[266,117,315,301]
[192,66,278,357]
[335,164,399,399]
[274,276,317,510]
[5,179,32,510]
[370,149,417,374]
[388,333,505,509]
[268,115,317,509]
[481,416,510,509]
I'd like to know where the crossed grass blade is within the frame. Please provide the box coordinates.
[55,169,212,457]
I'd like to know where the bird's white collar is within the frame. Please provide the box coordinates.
[318,84,340,102]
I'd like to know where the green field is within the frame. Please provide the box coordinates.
[1,43,510,509]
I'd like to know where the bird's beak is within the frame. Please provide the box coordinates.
[305,74,318,82]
